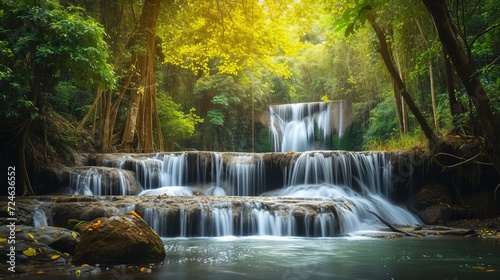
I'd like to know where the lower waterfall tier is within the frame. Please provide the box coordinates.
[9,194,421,238]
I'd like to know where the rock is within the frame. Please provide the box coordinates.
[0,226,70,273]
[72,213,166,265]
[420,204,451,225]
[414,184,452,210]
[0,225,80,254]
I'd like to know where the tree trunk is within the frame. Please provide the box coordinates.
[442,47,464,128]
[120,0,161,152]
[392,79,405,133]
[422,0,500,173]
[367,12,440,148]
[415,19,439,132]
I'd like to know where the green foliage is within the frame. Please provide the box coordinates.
[333,0,377,37]
[363,93,399,145]
[0,0,115,120]
[156,93,203,150]
[206,110,225,126]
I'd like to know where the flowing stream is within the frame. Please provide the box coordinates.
[26,102,499,279]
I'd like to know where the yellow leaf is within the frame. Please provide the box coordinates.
[23,247,37,257]
[75,269,81,275]
[140,267,147,272]
[51,254,61,260]
[131,210,142,219]
[72,232,78,239]
[0,237,7,242]
[82,264,89,267]
[27,233,35,239]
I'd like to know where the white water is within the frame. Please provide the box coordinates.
[69,168,132,195]
[66,147,421,237]
[225,155,265,196]
[139,186,193,196]
[33,208,48,228]
[269,102,347,152]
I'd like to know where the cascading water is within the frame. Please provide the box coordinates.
[269,102,331,152]
[225,155,265,196]
[33,208,48,228]
[269,101,350,152]
[62,150,421,237]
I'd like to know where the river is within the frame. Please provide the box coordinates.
[22,235,500,280]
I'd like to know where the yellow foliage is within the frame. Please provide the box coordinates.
[51,254,61,260]
[23,247,37,257]
[27,233,35,239]
[160,0,311,77]
[0,237,7,242]
[72,232,78,239]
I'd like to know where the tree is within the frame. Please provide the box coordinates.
[334,0,441,148]
[120,0,161,152]
[0,0,114,195]
[422,0,500,173]
[79,0,163,153]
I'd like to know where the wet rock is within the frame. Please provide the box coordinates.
[414,184,452,210]
[0,226,70,274]
[420,204,451,225]
[50,199,131,227]
[0,225,80,254]
[65,265,102,275]
[72,213,166,265]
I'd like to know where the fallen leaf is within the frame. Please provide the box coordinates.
[131,210,142,219]
[72,232,78,239]
[0,238,7,242]
[23,247,37,257]
[51,254,61,260]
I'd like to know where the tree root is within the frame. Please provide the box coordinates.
[367,210,419,237]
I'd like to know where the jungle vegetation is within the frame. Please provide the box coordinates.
[0,0,499,195]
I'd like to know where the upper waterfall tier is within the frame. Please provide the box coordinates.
[269,101,352,152]
[71,151,392,198]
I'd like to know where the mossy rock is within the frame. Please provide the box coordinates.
[72,213,166,265]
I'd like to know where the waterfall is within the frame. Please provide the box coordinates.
[69,168,101,195]
[283,151,391,196]
[225,155,265,196]
[66,149,421,237]
[33,208,48,228]
[269,101,349,152]
[69,167,135,195]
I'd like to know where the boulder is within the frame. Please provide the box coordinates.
[420,204,452,224]
[0,225,80,254]
[0,226,71,273]
[72,213,166,265]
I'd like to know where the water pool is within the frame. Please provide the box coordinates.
[21,236,500,280]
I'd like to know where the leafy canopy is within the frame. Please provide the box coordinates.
[0,0,115,118]
[160,0,314,77]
